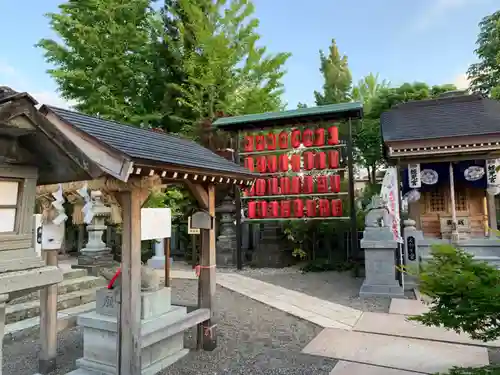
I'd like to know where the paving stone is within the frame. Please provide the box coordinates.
[389,298,430,315]
[354,312,500,348]
[330,361,421,374]
[302,328,489,374]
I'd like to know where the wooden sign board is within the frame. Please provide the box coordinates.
[191,211,213,230]
[141,208,171,240]
[187,216,200,235]
[41,222,65,250]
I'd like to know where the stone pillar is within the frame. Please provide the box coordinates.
[76,191,114,275]
[147,239,167,269]
[216,196,237,267]
[359,197,404,298]
[0,294,7,375]
[403,219,423,291]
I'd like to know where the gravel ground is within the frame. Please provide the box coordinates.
[235,267,393,313]
[2,279,335,375]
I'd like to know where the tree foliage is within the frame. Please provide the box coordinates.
[467,10,500,97]
[412,244,500,343]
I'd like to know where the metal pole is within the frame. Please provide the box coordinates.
[234,131,243,270]
[347,118,358,258]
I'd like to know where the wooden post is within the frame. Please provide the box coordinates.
[117,188,143,375]
[39,249,58,374]
[197,183,217,351]
[487,193,498,236]
[164,237,171,287]
[449,162,459,243]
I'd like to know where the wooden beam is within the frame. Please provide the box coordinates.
[197,183,217,351]
[185,180,209,209]
[38,249,58,374]
[117,187,143,375]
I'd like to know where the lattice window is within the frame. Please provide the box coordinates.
[455,188,468,211]
[429,189,446,212]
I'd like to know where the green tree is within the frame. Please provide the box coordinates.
[314,39,352,105]
[38,0,163,125]
[467,10,500,97]
[170,0,290,138]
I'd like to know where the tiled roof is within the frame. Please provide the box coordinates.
[45,106,255,179]
[380,94,500,142]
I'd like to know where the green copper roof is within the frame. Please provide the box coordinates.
[213,102,363,131]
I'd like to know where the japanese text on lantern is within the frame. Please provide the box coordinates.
[242,126,345,220]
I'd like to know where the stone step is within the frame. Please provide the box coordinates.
[355,312,500,348]
[8,275,106,304]
[63,268,87,280]
[6,288,99,324]
[302,328,489,374]
[3,302,96,343]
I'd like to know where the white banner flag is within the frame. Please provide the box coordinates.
[380,167,403,243]
[486,159,499,186]
[408,164,421,189]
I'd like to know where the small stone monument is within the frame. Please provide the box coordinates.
[76,191,114,275]
[402,219,423,291]
[67,266,189,375]
[216,195,237,267]
[359,196,404,298]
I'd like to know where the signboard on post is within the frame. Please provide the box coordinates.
[141,208,171,240]
[187,216,200,235]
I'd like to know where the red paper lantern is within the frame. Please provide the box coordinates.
[280,200,291,218]
[331,199,343,217]
[290,154,301,172]
[258,201,268,218]
[314,128,325,146]
[304,152,315,170]
[317,176,328,193]
[328,150,339,169]
[267,155,278,173]
[278,131,289,149]
[255,134,265,151]
[248,201,257,218]
[291,176,301,194]
[266,132,277,150]
[327,126,339,145]
[269,201,279,218]
[268,177,279,195]
[330,175,341,193]
[291,129,301,148]
[280,177,291,194]
[293,199,304,218]
[315,152,327,170]
[303,176,313,194]
[303,128,314,147]
[243,135,254,152]
[248,184,256,196]
[306,199,317,217]
[319,199,330,217]
[244,157,254,172]
[255,179,266,196]
[279,154,289,172]
[256,156,267,173]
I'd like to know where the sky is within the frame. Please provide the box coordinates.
[0,0,498,110]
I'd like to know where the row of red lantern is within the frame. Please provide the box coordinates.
[248,199,343,219]
[244,151,340,173]
[243,126,339,152]
[245,175,341,196]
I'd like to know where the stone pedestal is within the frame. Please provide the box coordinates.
[359,227,404,298]
[75,191,114,276]
[67,287,188,375]
[147,240,167,269]
[403,219,423,291]
[216,196,237,268]
[252,223,292,268]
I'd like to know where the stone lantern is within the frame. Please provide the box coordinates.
[216,195,237,267]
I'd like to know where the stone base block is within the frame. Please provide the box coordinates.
[252,244,293,268]
[147,256,173,270]
[359,281,405,298]
[216,251,234,268]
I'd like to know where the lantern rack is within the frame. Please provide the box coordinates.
[242,217,350,222]
[239,143,345,156]
[241,192,348,200]
[257,168,346,177]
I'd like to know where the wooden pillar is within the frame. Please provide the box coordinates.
[197,183,217,351]
[164,237,171,288]
[449,162,459,243]
[117,188,143,375]
[39,249,58,374]
[487,193,498,236]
